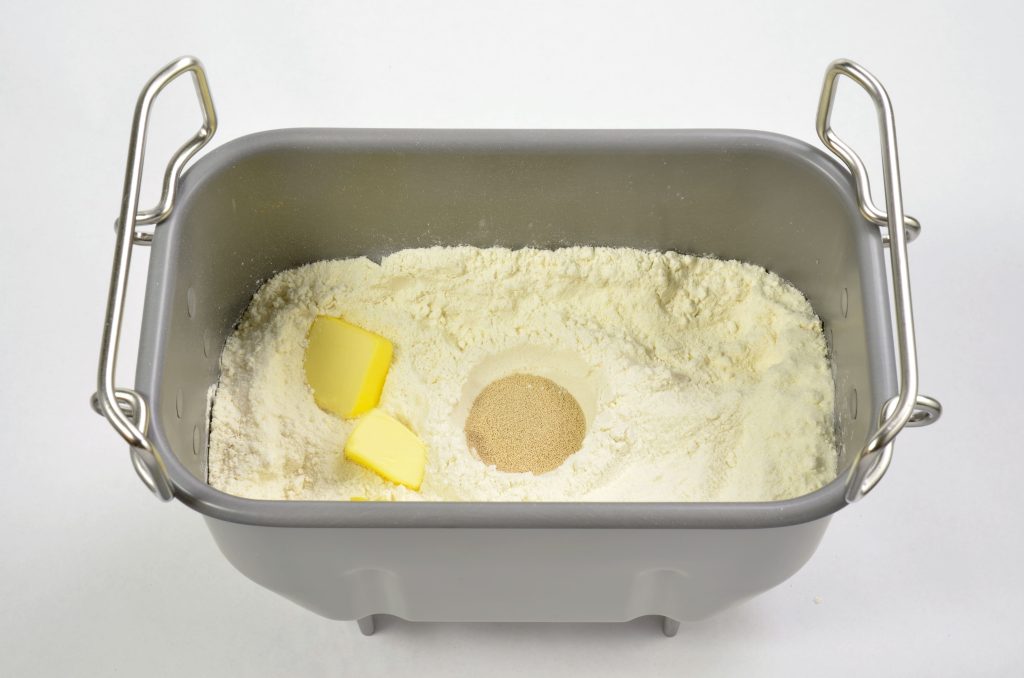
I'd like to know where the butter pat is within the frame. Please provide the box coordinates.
[344,409,426,490]
[304,316,392,418]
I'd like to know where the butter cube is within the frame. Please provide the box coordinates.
[344,409,426,490]
[304,316,393,419]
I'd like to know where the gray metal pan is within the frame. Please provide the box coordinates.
[91,57,941,634]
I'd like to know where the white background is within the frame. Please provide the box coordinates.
[2,1,1021,675]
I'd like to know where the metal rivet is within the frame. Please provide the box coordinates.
[193,424,203,456]
[840,288,849,318]
[175,388,184,419]
[203,328,213,359]
[186,287,196,318]
[850,388,858,420]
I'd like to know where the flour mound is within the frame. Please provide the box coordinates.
[208,247,836,502]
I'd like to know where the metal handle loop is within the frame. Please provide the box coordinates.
[816,59,941,502]
[93,56,217,500]
[816,65,921,245]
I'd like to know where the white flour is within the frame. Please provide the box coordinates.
[208,247,836,501]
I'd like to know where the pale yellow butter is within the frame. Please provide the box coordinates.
[304,316,392,419]
[344,409,427,490]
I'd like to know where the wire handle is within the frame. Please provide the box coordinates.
[816,59,941,502]
[93,56,217,500]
